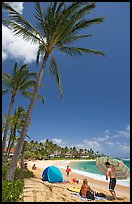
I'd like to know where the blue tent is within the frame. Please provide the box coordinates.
[42,166,63,183]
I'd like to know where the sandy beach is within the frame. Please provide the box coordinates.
[24,159,130,202]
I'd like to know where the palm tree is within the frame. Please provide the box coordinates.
[79,148,84,157]
[3,2,105,181]
[72,146,78,158]
[4,106,27,162]
[2,63,37,163]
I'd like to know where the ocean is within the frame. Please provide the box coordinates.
[68,159,130,187]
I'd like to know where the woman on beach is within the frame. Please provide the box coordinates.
[80,178,95,200]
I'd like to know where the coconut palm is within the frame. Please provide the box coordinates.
[2,63,38,162]
[3,2,105,181]
[4,106,27,162]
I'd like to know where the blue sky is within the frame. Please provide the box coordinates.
[2,2,130,158]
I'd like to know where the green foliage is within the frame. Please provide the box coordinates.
[2,179,24,202]
[2,164,34,202]
[2,164,8,180]
[23,169,34,178]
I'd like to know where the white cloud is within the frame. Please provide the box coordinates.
[39,139,46,143]
[72,124,130,158]
[119,144,130,154]
[83,140,101,149]
[2,2,43,63]
[117,130,130,138]
[6,2,24,14]
[2,25,39,63]
[105,141,115,147]
[126,123,130,131]
[95,135,110,142]
[2,50,7,61]
[52,138,63,145]
[39,124,130,159]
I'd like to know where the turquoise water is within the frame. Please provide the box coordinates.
[123,159,130,169]
[70,159,130,176]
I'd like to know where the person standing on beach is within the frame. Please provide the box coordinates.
[66,166,71,177]
[105,161,117,200]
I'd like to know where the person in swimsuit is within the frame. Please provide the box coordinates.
[105,161,117,200]
[80,178,95,200]
[66,166,71,177]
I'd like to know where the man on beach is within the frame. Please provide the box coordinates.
[105,161,117,200]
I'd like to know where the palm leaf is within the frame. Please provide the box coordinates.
[19,81,36,91]
[2,73,12,87]
[21,91,33,98]
[37,95,45,104]
[48,2,84,47]
[58,46,105,57]
[55,3,98,42]
[2,2,46,46]
[21,91,44,104]
[72,17,105,34]
[58,34,93,45]
[35,2,47,37]
[49,56,62,98]
[2,88,9,95]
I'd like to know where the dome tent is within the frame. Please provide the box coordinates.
[42,166,63,183]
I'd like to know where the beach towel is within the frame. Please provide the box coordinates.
[67,187,80,193]
[71,192,108,201]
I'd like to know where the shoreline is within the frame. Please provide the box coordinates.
[25,159,130,202]
[67,159,130,187]
[49,159,129,187]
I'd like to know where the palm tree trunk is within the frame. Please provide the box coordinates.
[4,129,13,163]
[2,94,15,163]
[19,141,27,179]
[6,52,49,181]
[5,122,17,162]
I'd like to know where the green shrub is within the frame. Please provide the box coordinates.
[23,169,34,178]
[2,180,24,202]
[2,164,34,202]
[2,165,8,180]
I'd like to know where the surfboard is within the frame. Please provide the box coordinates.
[67,187,80,193]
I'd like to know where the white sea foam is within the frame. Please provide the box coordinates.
[58,162,130,187]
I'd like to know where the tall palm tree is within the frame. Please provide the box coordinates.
[3,2,105,181]
[4,106,27,162]
[2,62,37,163]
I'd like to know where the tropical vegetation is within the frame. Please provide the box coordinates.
[24,139,106,160]
[2,163,34,202]
[2,63,37,163]
[2,2,105,182]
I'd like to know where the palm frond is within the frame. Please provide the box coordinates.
[2,88,9,95]
[2,73,12,87]
[55,3,98,43]
[56,2,65,18]
[58,34,93,46]
[59,46,105,57]
[19,80,36,91]
[72,17,105,34]
[26,134,31,140]
[49,56,62,98]
[21,91,44,104]
[35,2,48,36]
[2,2,46,45]
[21,91,33,98]
[48,2,83,47]
[37,94,45,104]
